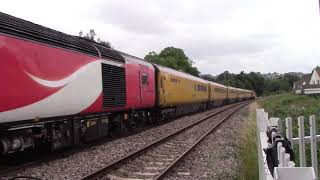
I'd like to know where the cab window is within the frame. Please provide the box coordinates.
[142,73,148,85]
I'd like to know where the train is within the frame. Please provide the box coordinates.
[0,12,255,155]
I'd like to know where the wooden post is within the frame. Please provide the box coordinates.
[298,116,306,167]
[310,115,318,178]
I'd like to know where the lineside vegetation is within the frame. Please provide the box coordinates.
[238,101,259,180]
[261,93,320,170]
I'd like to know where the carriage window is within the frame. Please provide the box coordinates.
[196,85,207,92]
[142,74,148,85]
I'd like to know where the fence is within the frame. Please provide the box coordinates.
[256,109,317,180]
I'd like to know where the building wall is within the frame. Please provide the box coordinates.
[304,88,320,94]
[295,89,302,94]
[310,69,320,84]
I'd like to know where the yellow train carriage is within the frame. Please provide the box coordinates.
[238,89,253,100]
[209,82,228,106]
[245,89,253,99]
[246,90,252,99]
[154,65,209,107]
[237,88,247,100]
[227,86,238,102]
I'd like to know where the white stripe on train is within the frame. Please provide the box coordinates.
[0,60,102,123]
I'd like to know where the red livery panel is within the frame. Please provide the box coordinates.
[0,35,97,112]
[124,54,156,110]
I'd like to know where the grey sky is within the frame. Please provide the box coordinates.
[2,0,320,75]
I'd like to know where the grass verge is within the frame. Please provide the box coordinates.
[238,101,259,180]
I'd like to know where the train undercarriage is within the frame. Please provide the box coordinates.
[0,97,254,155]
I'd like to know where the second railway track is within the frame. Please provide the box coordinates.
[81,101,250,180]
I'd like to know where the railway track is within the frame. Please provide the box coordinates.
[0,122,170,178]
[0,101,250,179]
[81,101,250,180]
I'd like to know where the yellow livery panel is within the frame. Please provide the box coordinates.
[237,88,246,99]
[227,86,238,100]
[155,65,209,107]
[209,82,228,102]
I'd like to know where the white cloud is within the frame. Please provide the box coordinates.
[1,0,320,75]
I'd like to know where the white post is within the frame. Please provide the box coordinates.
[288,161,295,167]
[278,119,283,133]
[310,115,318,178]
[284,153,290,167]
[279,146,286,167]
[277,142,282,164]
[298,116,306,167]
[265,112,269,122]
[256,109,265,180]
[286,117,293,145]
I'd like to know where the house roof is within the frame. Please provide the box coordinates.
[304,83,320,89]
[294,74,311,90]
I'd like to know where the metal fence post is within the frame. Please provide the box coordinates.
[286,117,293,145]
[298,116,306,167]
[310,115,318,178]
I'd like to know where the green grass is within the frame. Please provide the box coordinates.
[261,93,320,168]
[239,102,259,180]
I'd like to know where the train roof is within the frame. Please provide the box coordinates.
[154,64,208,84]
[227,86,238,90]
[118,51,154,68]
[0,12,124,63]
[208,81,227,88]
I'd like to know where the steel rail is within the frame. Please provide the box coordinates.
[81,101,251,180]
[154,101,249,179]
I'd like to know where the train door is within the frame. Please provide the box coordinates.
[140,65,150,105]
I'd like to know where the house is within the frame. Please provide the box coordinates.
[293,67,320,95]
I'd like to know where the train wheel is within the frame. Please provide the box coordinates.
[111,114,128,136]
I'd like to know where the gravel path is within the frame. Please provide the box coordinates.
[163,105,249,180]
[1,104,237,180]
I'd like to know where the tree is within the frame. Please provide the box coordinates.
[283,74,300,89]
[79,29,111,47]
[145,47,200,76]
[213,71,265,96]
[97,38,111,47]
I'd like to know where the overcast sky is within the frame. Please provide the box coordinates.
[2,0,320,75]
